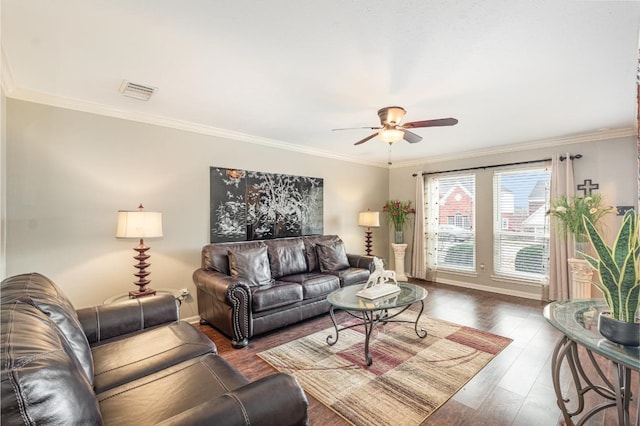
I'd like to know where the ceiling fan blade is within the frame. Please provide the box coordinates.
[403,130,423,144]
[354,132,379,145]
[332,126,382,131]
[402,118,458,129]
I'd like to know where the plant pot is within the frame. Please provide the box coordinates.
[598,312,640,346]
[394,231,404,244]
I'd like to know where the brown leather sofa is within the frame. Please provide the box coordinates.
[194,235,373,348]
[1,273,308,426]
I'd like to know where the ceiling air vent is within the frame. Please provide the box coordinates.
[119,80,157,101]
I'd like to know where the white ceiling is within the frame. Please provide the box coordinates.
[2,0,639,167]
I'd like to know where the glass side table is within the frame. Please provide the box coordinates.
[544,300,639,426]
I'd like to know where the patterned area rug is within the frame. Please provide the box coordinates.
[258,311,512,426]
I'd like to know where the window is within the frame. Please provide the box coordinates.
[493,166,551,281]
[435,174,475,272]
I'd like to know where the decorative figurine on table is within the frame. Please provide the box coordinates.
[357,257,401,299]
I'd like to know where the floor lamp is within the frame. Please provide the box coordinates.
[116,204,163,298]
[358,210,380,256]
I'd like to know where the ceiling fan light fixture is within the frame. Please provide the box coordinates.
[379,128,404,143]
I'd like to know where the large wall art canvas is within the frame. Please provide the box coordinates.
[210,167,323,242]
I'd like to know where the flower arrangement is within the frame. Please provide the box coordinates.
[382,200,416,232]
[548,193,614,241]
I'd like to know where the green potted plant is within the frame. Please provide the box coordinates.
[548,194,614,257]
[382,200,415,244]
[582,209,639,346]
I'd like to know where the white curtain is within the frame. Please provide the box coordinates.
[424,175,440,282]
[411,173,426,279]
[548,153,575,301]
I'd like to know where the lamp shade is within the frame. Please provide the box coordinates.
[358,211,380,228]
[116,210,163,238]
[378,128,404,143]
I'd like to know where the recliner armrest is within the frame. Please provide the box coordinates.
[76,294,179,344]
[155,373,309,426]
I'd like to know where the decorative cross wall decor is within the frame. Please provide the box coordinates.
[577,179,599,196]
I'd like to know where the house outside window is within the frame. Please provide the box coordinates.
[436,174,475,272]
[493,166,551,281]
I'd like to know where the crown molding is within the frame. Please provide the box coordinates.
[1,47,16,95]
[5,87,388,169]
[5,84,632,171]
[391,127,635,169]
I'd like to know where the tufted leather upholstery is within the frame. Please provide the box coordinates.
[1,273,308,426]
[194,235,375,348]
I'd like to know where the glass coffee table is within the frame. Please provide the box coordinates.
[326,282,428,365]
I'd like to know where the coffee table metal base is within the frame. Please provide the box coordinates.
[326,301,427,366]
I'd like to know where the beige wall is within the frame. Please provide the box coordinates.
[389,136,637,299]
[5,99,389,314]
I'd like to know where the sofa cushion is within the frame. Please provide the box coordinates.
[228,246,274,287]
[326,267,371,287]
[316,239,350,272]
[92,321,217,393]
[279,273,340,299]
[251,282,303,313]
[98,354,249,425]
[0,273,94,384]
[1,302,102,425]
[267,239,307,279]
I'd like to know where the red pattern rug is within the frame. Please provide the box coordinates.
[258,312,512,426]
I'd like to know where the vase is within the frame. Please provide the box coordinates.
[574,234,589,259]
[598,312,640,346]
[394,231,404,244]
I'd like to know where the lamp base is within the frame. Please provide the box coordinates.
[364,230,373,256]
[129,288,156,299]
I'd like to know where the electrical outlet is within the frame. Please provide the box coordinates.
[180,288,190,296]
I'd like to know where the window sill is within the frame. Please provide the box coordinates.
[490,274,547,288]
[438,268,478,278]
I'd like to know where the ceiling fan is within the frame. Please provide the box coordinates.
[333,106,458,146]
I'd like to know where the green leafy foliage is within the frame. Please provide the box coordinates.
[582,209,639,322]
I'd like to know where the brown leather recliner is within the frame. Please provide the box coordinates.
[194,235,374,348]
[1,273,308,425]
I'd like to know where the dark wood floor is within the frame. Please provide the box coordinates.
[195,279,637,426]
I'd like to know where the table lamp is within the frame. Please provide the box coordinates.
[116,204,163,298]
[358,210,380,256]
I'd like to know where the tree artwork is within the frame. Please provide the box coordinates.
[210,167,323,242]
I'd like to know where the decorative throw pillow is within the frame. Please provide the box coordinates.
[316,240,350,272]
[228,246,273,287]
[268,240,307,278]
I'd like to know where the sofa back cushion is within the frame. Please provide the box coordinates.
[302,235,339,272]
[316,239,350,272]
[201,241,265,275]
[266,239,307,279]
[0,273,94,384]
[228,246,274,287]
[1,302,103,425]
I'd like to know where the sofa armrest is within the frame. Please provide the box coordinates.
[347,253,377,272]
[193,268,252,348]
[76,294,179,344]
[155,373,308,426]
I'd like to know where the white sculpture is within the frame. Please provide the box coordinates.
[363,257,398,289]
[357,257,401,299]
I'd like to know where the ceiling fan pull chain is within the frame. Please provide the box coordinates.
[388,142,393,165]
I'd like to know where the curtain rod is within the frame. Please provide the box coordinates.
[412,154,582,177]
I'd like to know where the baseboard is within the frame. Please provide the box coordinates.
[435,277,543,301]
[183,315,201,324]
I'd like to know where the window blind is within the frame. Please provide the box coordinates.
[493,166,551,281]
[435,173,476,272]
